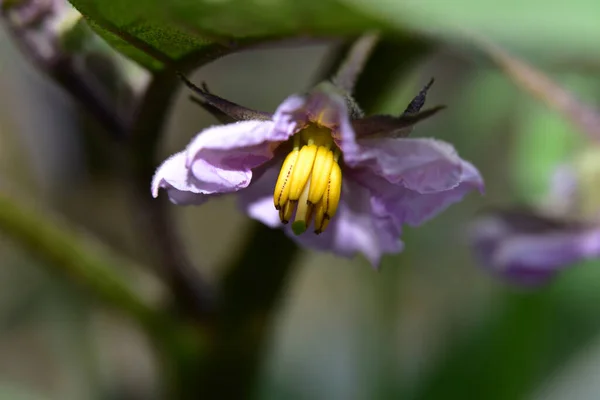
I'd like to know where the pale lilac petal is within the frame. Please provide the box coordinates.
[470,211,600,285]
[237,164,283,229]
[151,151,209,205]
[305,83,359,156]
[543,164,578,215]
[272,95,310,136]
[351,159,483,227]
[186,120,283,163]
[290,179,403,267]
[153,120,293,204]
[272,83,359,156]
[237,166,402,266]
[347,138,465,193]
[185,120,290,193]
[495,231,600,271]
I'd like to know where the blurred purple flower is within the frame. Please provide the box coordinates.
[1,0,73,65]
[470,209,600,285]
[152,80,484,267]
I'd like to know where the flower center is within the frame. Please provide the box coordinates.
[273,124,342,235]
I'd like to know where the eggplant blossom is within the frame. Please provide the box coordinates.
[152,37,484,267]
[470,152,600,285]
[470,208,600,286]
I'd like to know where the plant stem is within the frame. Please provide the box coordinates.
[332,32,380,94]
[127,68,217,320]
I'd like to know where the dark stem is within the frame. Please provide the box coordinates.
[0,16,128,137]
[198,222,299,398]
[128,69,216,319]
[52,57,128,137]
[126,39,278,320]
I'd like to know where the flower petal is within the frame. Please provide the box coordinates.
[238,172,403,267]
[346,138,467,193]
[470,211,600,285]
[151,151,210,205]
[153,120,295,204]
[306,84,359,156]
[273,83,360,156]
[186,120,282,157]
[290,179,404,267]
[185,119,291,192]
[272,95,310,136]
[351,159,484,227]
[237,163,283,229]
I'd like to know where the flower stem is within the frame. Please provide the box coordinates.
[127,39,278,320]
[127,68,218,320]
[332,32,380,94]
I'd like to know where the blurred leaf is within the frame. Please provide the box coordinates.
[511,99,584,204]
[66,0,382,70]
[342,0,600,60]
[510,74,600,204]
[454,70,517,137]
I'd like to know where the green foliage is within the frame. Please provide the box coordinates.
[66,0,381,69]
[67,0,600,70]
[346,0,600,58]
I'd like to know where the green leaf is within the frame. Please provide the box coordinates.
[68,0,600,71]
[510,74,598,204]
[67,0,382,70]
[511,100,583,204]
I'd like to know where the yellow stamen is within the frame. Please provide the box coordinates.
[289,143,317,201]
[314,160,342,235]
[273,147,299,210]
[279,200,295,224]
[273,124,343,235]
[292,177,314,235]
[308,146,334,205]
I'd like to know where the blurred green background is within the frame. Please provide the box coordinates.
[3,1,600,399]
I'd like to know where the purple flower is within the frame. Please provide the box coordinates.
[1,0,74,65]
[152,79,483,267]
[470,209,600,285]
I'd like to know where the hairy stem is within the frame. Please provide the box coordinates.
[332,32,380,94]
